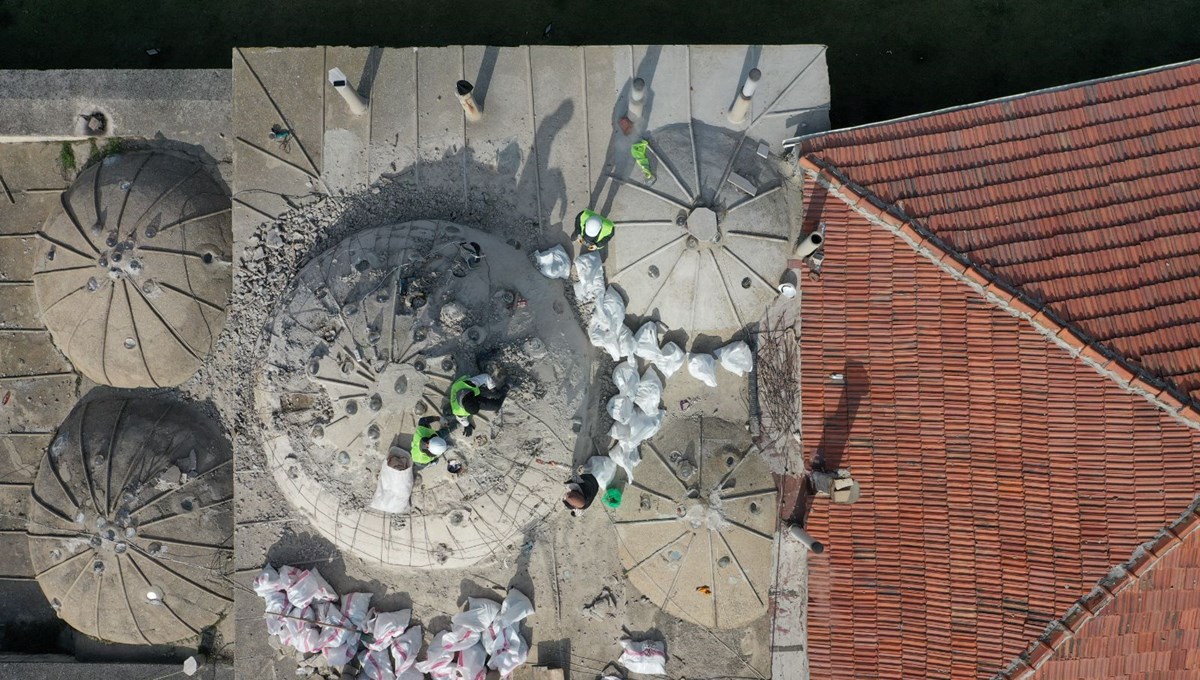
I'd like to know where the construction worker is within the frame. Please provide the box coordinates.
[574,210,616,251]
[449,373,505,436]
[562,472,600,516]
[410,415,450,465]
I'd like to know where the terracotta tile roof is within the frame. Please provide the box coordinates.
[794,60,1200,412]
[796,171,1200,679]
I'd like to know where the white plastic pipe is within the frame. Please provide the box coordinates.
[456,80,483,122]
[794,230,824,260]
[629,77,646,119]
[727,68,761,124]
[788,525,825,554]
[328,68,368,116]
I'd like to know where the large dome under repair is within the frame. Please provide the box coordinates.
[27,393,234,645]
[255,220,593,569]
[33,151,232,388]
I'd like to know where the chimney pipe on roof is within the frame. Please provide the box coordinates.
[328,68,368,116]
[787,525,825,553]
[727,68,761,124]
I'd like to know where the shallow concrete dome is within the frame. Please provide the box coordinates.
[33,151,232,388]
[613,417,778,629]
[255,220,592,569]
[27,393,233,645]
[602,122,796,339]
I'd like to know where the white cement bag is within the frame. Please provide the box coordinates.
[607,394,635,425]
[534,245,571,280]
[358,647,395,680]
[653,341,685,378]
[616,324,636,359]
[456,642,488,680]
[451,598,500,632]
[439,624,480,653]
[341,592,372,628]
[262,591,288,636]
[486,625,530,677]
[619,639,667,675]
[573,252,605,301]
[366,609,412,650]
[390,625,422,673]
[585,456,617,489]
[286,569,337,609]
[714,340,753,377]
[687,353,718,387]
[253,563,283,596]
[416,631,456,677]
[369,462,414,514]
[634,367,663,414]
[608,444,642,483]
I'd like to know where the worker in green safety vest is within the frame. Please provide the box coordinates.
[574,210,616,251]
[449,373,505,436]
[410,415,450,465]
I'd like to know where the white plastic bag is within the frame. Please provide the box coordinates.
[620,639,667,675]
[607,394,635,424]
[585,456,617,489]
[253,563,283,596]
[416,631,457,677]
[634,367,663,414]
[534,245,571,280]
[369,461,414,514]
[687,353,718,387]
[612,360,639,394]
[497,588,535,628]
[611,409,664,449]
[573,252,606,301]
[653,341,685,378]
[596,287,626,330]
[714,340,753,377]
[633,322,662,361]
[608,444,641,483]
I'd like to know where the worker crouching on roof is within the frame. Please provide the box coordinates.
[449,373,506,437]
[574,209,615,251]
[410,415,450,465]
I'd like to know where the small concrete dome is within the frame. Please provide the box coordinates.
[27,393,233,645]
[613,418,778,629]
[33,151,232,388]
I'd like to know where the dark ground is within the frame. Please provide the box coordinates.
[0,0,1197,127]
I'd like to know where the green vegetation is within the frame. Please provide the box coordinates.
[84,137,126,167]
[58,142,75,173]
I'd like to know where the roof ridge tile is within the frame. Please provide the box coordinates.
[801,154,1200,430]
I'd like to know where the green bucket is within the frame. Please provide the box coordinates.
[603,487,623,508]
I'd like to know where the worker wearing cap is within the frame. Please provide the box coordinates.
[449,373,505,437]
[410,415,450,465]
[574,210,616,251]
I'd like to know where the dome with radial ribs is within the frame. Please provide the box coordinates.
[27,393,233,645]
[600,122,797,339]
[255,220,593,569]
[613,417,778,629]
[33,151,232,388]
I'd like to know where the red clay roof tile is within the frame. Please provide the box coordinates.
[798,60,1200,409]
[798,170,1200,679]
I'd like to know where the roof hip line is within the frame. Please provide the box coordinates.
[798,153,1200,430]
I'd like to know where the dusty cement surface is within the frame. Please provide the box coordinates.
[34,150,233,389]
[254,219,593,569]
[223,174,774,679]
[222,43,824,679]
[27,391,234,646]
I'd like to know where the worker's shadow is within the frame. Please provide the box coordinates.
[811,359,868,472]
